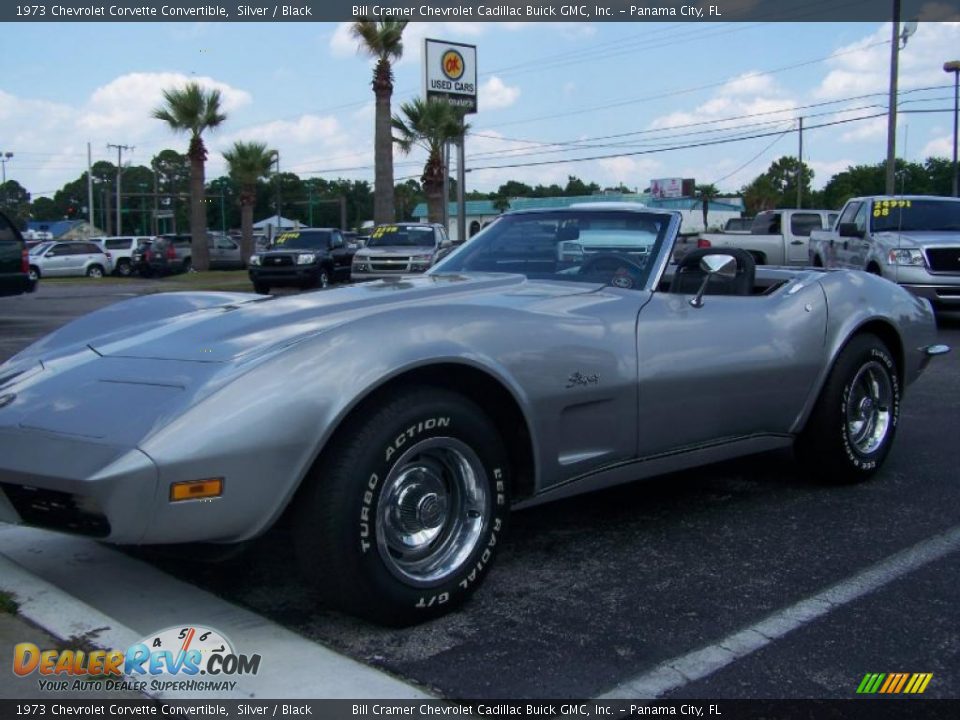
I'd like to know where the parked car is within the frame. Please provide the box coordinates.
[28,240,112,279]
[134,233,243,276]
[134,234,191,276]
[697,208,838,265]
[809,195,960,312]
[248,228,354,293]
[93,236,155,277]
[0,205,948,625]
[351,223,454,281]
[0,210,36,296]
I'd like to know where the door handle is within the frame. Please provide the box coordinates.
[790,240,803,245]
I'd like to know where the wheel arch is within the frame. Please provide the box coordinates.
[796,317,905,434]
[290,361,538,512]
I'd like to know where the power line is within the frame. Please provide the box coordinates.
[466,112,892,172]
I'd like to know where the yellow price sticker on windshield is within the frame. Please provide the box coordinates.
[275,232,299,244]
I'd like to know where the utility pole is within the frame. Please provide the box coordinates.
[796,117,804,209]
[885,0,902,195]
[87,143,95,230]
[108,143,133,236]
[456,116,466,244]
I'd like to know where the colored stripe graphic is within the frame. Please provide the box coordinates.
[857,672,932,694]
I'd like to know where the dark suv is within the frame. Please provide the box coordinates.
[134,234,192,276]
[0,210,36,296]
[248,228,354,294]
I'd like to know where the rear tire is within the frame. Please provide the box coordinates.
[796,334,900,484]
[116,260,132,277]
[294,386,510,625]
[87,265,104,278]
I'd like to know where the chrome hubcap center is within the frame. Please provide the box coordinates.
[376,437,490,587]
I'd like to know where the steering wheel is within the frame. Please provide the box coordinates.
[577,253,647,289]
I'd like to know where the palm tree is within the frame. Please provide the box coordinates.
[152,82,227,271]
[223,141,276,267]
[694,183,720,231]
[351,20,407,225]
[392,98,469,224]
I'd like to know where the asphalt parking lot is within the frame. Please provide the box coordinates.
[1,280,958,700]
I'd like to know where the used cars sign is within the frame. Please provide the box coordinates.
[424,38,477,113]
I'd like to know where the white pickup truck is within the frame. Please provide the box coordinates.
[808,195,960,311]
[697,208,838,265]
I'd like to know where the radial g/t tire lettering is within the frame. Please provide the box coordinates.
[796,333,900,484]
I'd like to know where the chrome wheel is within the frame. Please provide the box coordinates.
[845,360,893,455]
[376,437,490,587]
[87,266,104,278]
[319,270,330,288]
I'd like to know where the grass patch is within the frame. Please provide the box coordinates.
[0,590,20,615]
[43,270,255,293]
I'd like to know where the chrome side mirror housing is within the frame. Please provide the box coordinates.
[690,254,738,308]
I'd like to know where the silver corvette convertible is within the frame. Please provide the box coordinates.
[0,205,949,623]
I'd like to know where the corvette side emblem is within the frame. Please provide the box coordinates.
[0,393,16,409]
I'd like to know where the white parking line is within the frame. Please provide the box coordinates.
[599,524,960,699]
[0,526,430,700]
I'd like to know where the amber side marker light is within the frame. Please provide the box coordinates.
[170,478,224,502]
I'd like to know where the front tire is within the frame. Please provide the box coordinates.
[294,386,510,625]
[796,334,900,483]
[253,282,270,295]
[28,266,40,282]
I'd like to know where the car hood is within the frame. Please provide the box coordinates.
[875,231,960,246]
[356,246,436,257]
[85,274,596,363]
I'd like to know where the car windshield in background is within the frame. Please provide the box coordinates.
[872,199,960,232]
[432,210,669,286]
[368,225,435,247]
[30,243,52,255]
[272,230,331,250]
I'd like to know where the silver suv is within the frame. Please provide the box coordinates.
[93,236,154,277]
[28,241,113,280]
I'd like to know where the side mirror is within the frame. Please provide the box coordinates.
[838,222,863,238]
[690,253,737,308]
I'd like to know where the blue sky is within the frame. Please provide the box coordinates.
[1,21,958,200]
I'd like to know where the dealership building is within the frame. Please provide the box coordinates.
[413,193,745,241]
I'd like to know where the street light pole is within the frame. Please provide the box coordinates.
[945,60,960,198]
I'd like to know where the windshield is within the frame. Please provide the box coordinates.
[272,230,331,250]
[872,199,960,232]
[432,210,671,287]
[30,243,52,255]
[368,225,436,248]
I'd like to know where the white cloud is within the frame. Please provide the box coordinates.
[480,76,521,110]
[921,132,955,158]
[815,22,960,100]
[79,73,251,136]
[719,72,779,97]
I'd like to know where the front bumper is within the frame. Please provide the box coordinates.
[351,268,430,282]
[249,265,323,286]
[0,428,158,543]
[896,266,960,307]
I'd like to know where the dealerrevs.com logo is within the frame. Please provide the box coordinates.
[13,625,261,693]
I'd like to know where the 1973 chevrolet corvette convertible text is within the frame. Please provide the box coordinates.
[0,206,949,623]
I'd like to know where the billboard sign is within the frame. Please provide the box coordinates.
[650,178,688,199]
[424,39,477,113]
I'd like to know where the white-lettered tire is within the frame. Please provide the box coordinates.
[796,333,900,483]
[294,386,510,625]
